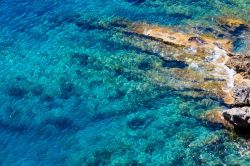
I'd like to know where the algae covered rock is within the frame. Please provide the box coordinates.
[218,17,249,30]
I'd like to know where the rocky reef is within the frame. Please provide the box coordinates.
[76,15,250,135]
[111,17,250,134]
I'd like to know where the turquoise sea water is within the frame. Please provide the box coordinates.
[1,0,250,165]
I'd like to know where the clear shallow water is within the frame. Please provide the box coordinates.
[0,0,250,165]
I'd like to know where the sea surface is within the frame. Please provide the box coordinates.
[0,0,250,165]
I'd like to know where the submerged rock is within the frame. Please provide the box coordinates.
[218,17,250,53]
[218,17,250,33]
[218,17,249,31]
[131,22,233,53]
[203,109,233,129]
[123,21,237,104]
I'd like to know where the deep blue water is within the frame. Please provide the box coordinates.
[0,0,250,165]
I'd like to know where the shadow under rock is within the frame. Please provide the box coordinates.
[233,127,250,140]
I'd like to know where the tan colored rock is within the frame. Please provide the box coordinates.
[116,20,250,107]
[120,22,236,104]
[226,55,250,80]
[203,109,233,129]
[234,74,244,85]
[132,23,233,53]
[223,90,235,105]
[218,17,249,29]
[233,74,250,86]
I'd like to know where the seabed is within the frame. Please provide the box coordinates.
[0,0,250,165]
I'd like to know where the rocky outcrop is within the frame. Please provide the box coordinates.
[221,85,250,131]
[111,18,250,133]
[226,55,250,79]
[232,86,250,106]
[131,22,233,53]
[223,107,250,129]
[124,21,239,104]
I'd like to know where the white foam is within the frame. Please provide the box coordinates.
[223,66,236,88]
[206,47,227,62]
[189,62,199,70]
[209,47,236,89]
[186,46,197,54]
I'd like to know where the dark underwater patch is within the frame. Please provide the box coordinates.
[85,149,114,165]
[92,113,108,122]
[75,21,110,31]
[109,20,129,28]
[162,60,188,69]
[31,85,43,96]
[168,13,192,21]
[222,0,236,6]
[50,13,80,26]
[122,72,141,81]
[70,53,89,66]
[7,87,27,99]
[127,116,154,130]
[0,121,28,133]
[50,13,109,32]
[126,0,146,4]
[127,118,145,129]
[41,94,54,102]
[233,38,246,52]
[195,26,213,33]
[46,99,60,109]
[231,24,249,36]
[138,60,151,71]
[59,82,75,99]
[218,33,225,38]
[101,35,161,57]
[108,89,126,100]
[44,117,75,130]
[145,139,166,155]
